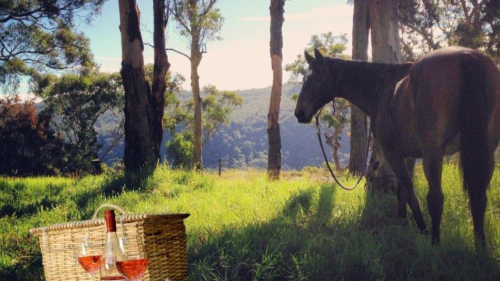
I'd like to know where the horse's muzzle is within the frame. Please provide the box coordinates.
[295,108,311,123]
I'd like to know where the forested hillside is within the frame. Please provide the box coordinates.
[96,84,351,170]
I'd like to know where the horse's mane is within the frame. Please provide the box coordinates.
[328,57,413,76]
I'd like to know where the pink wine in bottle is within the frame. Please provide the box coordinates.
[99,210,126,281]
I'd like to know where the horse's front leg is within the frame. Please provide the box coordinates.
[422,149,445,245]
[383,151,427,233]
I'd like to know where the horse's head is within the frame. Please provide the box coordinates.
[295,49,334,123]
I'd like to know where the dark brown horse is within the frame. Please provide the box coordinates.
[295,47,500,246]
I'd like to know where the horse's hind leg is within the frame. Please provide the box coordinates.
[422,150,445,245]
[467,153,494,247]
[469,184,487,246]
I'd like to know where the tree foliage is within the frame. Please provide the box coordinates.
[166,130,194,168]
[0,0,105,92]
[0,95,64,176]
[166,84,243,168]
[200,85,243,146]
[399,0,500,62]
[169,0,224,45]
[34,71,124,173]
[285,33,349,83]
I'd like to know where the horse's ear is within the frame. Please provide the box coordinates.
[314,48,324,62]
[304,51,315,65]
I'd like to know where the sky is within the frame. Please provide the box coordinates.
[77,0,354,91]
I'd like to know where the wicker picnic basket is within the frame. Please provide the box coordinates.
[30,204,190,281]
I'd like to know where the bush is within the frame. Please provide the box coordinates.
[0,96,65,176]
[166,131,194,168]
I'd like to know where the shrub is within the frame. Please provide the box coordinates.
[0,95,65,176]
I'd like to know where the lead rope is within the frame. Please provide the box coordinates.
[315,108,371,190]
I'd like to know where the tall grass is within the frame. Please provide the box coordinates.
[2,164,500,280]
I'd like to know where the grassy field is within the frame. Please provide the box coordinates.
[2,164,500,280]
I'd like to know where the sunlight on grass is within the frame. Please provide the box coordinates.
[2,164,500,280]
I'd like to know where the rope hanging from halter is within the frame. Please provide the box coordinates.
[315,106,371,190]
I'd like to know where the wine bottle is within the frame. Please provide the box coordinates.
[99,210,127,281]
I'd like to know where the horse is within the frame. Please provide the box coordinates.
[294,46,500,246]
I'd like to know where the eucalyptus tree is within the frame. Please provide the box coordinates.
[268,0,286,179]
[364,0,404,191]
[350,0,369,175]
[117,0,170,187]
[398,0,500,62]
[168,0,224,170]
[0,0,105,92]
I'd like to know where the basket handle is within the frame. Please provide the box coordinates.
[92,203,129,247]
[92,203,127,220]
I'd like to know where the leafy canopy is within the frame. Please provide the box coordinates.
[34,71,124,174]
[169,0,224,51]
[165,84,243,168]
[399,0,500,62]
[0,0,106,92]
[285,32,348,83]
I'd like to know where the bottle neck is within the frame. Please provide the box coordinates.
[104,210,117,232]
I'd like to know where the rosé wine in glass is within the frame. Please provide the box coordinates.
[77,255,101,274]
[116,258,148,281]
[78,237,102,281]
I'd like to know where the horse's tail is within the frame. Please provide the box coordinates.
[458,55,492,211]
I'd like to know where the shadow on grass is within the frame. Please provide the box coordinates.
[100,168,159,196]
[188,183,500,281]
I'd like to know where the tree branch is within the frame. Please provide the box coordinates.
[459,0,473,28]
[201,0,218,18]
[144,42,191,60]
[169,1,192,35]
[166,48,191,60]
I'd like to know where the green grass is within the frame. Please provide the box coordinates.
[2,164,500,280]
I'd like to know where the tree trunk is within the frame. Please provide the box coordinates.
[369,0,402,63]
[191,42,203,170]
[152,0,171,163]
[182,0,204,171]
[366,0,402,191]
[349,0,370,175]
[326,131,343,172]
[267,0,285,180]
[118,0,156,186]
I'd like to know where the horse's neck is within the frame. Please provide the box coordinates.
[328,59,411,117]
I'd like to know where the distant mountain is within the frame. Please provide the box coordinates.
[95,84,351,170]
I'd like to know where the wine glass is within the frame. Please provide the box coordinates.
[77,237,101,281]
[116,238,148,281]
